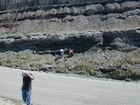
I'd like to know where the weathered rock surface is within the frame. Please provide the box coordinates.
[0,29,139,52]
[0,1,140,80]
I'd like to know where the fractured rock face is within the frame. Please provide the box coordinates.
[0,31,102,53]
[103,29,140,50]
[0,29,139,54]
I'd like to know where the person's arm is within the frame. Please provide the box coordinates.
[26,72,34,80]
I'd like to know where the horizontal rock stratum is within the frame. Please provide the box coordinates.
[0,0,140,81]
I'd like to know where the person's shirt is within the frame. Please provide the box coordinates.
[69,50,72,53]
[22,74,34,90]
[60,49,64,53]
[72,50,74,55]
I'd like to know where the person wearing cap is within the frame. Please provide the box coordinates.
[21,71,34,105]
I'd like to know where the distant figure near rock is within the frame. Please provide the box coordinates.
[69,49,75,57]
[60,49,64,58]
[71,49,75,55]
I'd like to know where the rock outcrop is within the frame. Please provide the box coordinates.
[0,1,140,81]
[0,29,139,54]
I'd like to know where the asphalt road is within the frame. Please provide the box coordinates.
[0,66,140,105]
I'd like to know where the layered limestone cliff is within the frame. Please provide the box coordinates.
[0,1,140,80]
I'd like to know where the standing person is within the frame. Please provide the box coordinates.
[21,71,34,105]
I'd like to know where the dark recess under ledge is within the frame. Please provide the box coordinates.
[0,37,98,55]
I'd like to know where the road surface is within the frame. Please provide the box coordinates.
[0,66,140,105]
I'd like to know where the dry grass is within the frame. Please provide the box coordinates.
[109,69,140,81]
[56,67,69,74]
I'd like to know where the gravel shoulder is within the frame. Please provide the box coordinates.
[0,97,24,105]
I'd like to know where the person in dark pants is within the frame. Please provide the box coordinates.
[21,71,34,105]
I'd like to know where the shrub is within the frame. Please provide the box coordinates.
[89,69,103,78]
[110,69,140,80]
[75,59,103,77]
[56,67,69,74]
[30,62,42,71]
[110,70,128,80]
[129,69,140,79]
